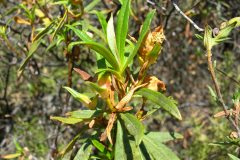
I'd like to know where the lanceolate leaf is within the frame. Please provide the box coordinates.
[228,153,240,160]
[90,139,112,160]
[207,86,221,107]
[50,117,91,124]
[2,153,22,159]
[122,9,156,72]
[61,125,92,160]
[145,132,183,143]
[208,142,236,146]
[134,88,182,120]
[142,135,180,160]
[17,36,44,79]
[115,119,133,160]
[68,41,120,71]
[116,0,130,64]
[89,25,106,42]
[107,14,120,65]
[85,81,109,98]
[84,0,101,12]
[71,110,110,119]
[33,19,57,42]
[120,113,144,146]
[52,9,68,40]
[13,139,23,152]
[94,10,108,38]
[74,130,101,160]
[215,22,237,40]
[66,24,107,69]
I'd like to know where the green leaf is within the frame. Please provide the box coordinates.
[89,25,106,42]
[66,24,92,41]
[85,81,109,98]
[53,1,69,5]
[145,44,162,65]
[120,113,144,146]
[50,117,91,124]
[74,130,100,160]
[68,41,120,71]
[145,132,183,143]
[45,39,58,54]
[17,36,43,79]
[208,142,236,146]
[31,4,37,24]
[142,135,180,160]
[63,86,91,103]
[207,86,221,107]
[71,110,110,119]
[116,0,130,64]
[122,9,155,72]
[214,37,232,44]
[215,22,237,40]
[81,19,90,33]
[134,88,182,120]
[2,153,22,159]
[115,119,133,160]
[195,34,203,41]
[91,139,112,160]
[94,10,107,38]
[52,9,68,40]
[19,4,32,20]
[61,125,91,160]
[89,155,109,159]
[138,142,152,160]
[95,68,121,80]
[107,14,120,65]
[4,6,20,16]
[228,153,240,160]
[33,19,57,42]
[13,139,23,152]
[85,0,101,12]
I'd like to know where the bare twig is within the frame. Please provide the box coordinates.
[171,0,204,32]
[207,50,240,133]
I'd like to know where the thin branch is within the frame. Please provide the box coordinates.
[171,0,204,32]
[207,50,240,133]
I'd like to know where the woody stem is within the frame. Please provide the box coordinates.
[207,50,240,133]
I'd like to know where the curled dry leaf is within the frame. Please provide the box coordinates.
[213,110,237,118]
[14,16,31,25]
[143,75,166,91]
[89,119,96,128]
[107,113,116,145]
[100,129,107,142]
[229,131,240,139]
[116,83,147,109]
[74,68,97,82]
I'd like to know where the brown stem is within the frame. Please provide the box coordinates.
[4,38,23,57]
[207,50,240,133]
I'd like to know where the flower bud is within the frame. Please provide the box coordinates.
[143,75,166,91]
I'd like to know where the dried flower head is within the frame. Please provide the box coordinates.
[138,26,165,66]
[143,75,166,91]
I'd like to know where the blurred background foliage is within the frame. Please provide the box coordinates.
[0,0,240,159]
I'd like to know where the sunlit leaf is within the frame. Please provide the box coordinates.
[68,41,120,71]
[71,110,110,119]
[13,139,23,151]
[50,117,91,124]
[195,34,203,41]
[208,142,235,146]
[116,0,130,64]
[228,153,240,160]
[134,88,182,120]
[95,68,121,80]
[90,139,112,160]
[94,10,107,38]
[107,14,120,65]
[89,25,106,42]
[85,81,109,98]
[52,9,68,40]
[215,22,237,40]
[120,113,144,146]
[122,9,155,72]
[2,153,22,159]
[82,19,90,33]
[33,19,57,42]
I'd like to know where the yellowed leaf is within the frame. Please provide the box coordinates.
[14,16,31,25]
[42,17,51,24]
[35,8,45,18]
